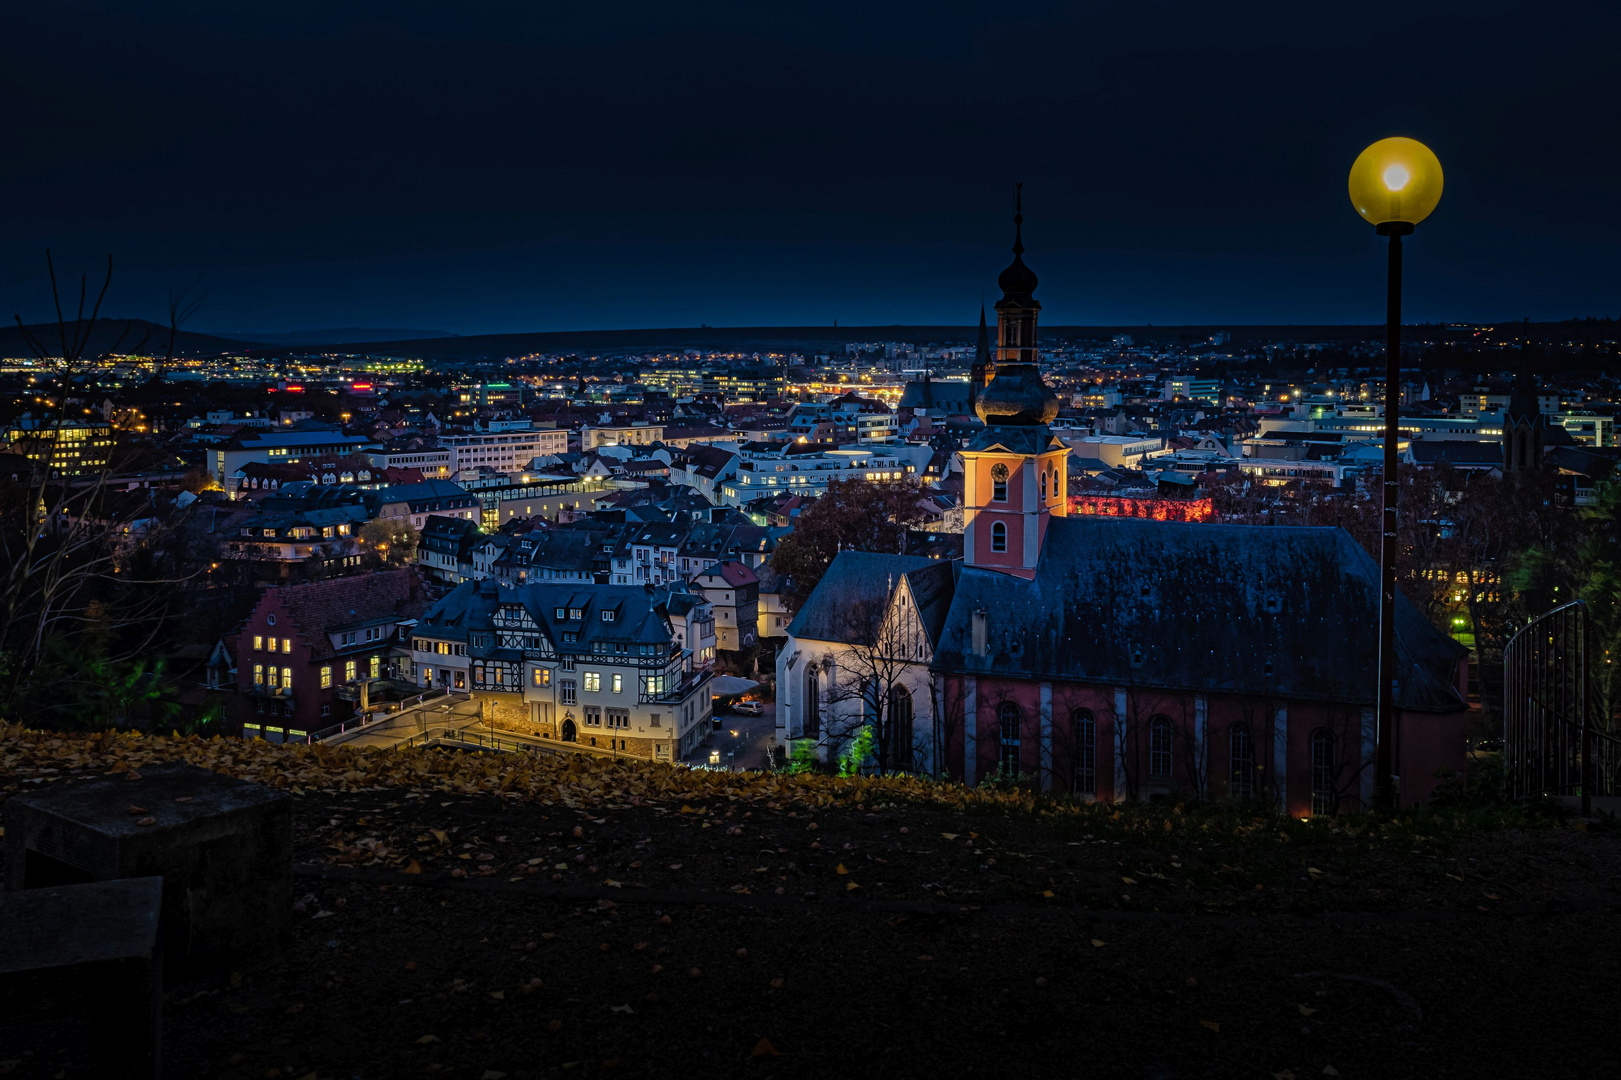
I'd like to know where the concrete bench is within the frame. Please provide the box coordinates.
[5,763,292,973]
[0,876,163,1079]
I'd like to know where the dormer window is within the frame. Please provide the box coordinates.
[569,608,583,620]
[602,610,616,622]
[555,607,567,619]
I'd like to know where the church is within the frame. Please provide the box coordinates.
[775,195,1470,813]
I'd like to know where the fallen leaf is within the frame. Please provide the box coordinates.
[135,816,156,827]
[1297,1004,1319,1016]
[845,881,862,891]
[1042,890,1054,898]
[941,833,959,840]
[416,1034,441,1045]
[751,1038,782,1058]
[403,860,422,875]
[1090,939,1107,948]
[1121,876,1137,885]
[1200,1020,1220,1032]
[311,909,336,919]
[611,1003,634,1014]
[488,991,505,1000]
[1323,1068,1341,1077]
[834,863,849,875]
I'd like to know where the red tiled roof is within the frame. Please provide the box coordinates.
[270,568,428,661]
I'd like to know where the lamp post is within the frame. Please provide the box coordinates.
[1348,136,1444,808]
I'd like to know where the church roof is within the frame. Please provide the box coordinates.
[931,517,1467,714]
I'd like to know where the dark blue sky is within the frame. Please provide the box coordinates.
[3,1,1618,335]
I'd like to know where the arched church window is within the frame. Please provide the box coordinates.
[991,522,1007,552]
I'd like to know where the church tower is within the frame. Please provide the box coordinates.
[1502,367,1545,473]
[960,188,1068,580]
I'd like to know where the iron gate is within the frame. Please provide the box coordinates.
[1503,599,1621,813]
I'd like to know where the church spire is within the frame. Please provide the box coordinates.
[970,303,993,402]
[994,183,1040,365]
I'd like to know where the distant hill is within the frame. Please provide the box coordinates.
[0,318,261,359]
[218,327,458,346]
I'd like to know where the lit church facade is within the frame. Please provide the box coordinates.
[775,196,1470,812]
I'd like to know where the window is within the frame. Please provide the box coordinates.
[1311,730,1336,815]
[253,635,264,651]
[562,657,576,671]
[804,670,820,738]
[370,655,380,679]
[585,706,601,726]
[584,672,601,692]
[454,671,466,690]
[267,666,280,689]
[612,674,622,694]
[253,663,264,685]
[345,660,357,682]
[320,666,332,689]
[991,522,1007,553]
[555,607,567,619]
[1072,709,1096,795]
[991,462,1009,502]
[649,712,661,727]
[888,685,913,771]
[281,667,292,689]
[607,708,629,729]
[1229,725,1255,799]
[533,668,552,687]
[602,610,615,622]
[560,679,577,705]
[998,703,1021,775]
[282,638,292,654]
[1150,716,1173,778]
[569,608,583,620]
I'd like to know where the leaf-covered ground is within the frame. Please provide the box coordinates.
[3,729,1620,1079]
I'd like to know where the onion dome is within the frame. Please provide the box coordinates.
[974,363,1059,426]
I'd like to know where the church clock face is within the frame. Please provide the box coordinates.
[990,463,1009,481]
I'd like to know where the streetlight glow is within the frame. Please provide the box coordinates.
[1349,136,1443,226]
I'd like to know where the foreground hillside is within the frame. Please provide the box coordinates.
[2,729,1617,1079]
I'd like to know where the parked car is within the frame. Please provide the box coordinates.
[731,700,764,716]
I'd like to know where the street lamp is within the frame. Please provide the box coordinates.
[1349,136,1443,808]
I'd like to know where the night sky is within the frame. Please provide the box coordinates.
[4,1,1618,336]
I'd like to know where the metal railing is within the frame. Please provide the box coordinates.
[1504,599,1621,813]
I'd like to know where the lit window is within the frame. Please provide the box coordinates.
[282,638,291,654]
[612,674,622,694]
[345,660,357,682]
[253,635,264,651]
[281,667,292,689]
[370,655,380,679]
[533,668,551,687]
[253,663,264,685]
[584,672,601,692]
[320,666,332,689]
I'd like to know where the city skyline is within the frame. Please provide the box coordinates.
[5,1,1619,334]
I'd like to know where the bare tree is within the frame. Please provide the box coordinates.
[817,592,929,773]
[1,254,203,727]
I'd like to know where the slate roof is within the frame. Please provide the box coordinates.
[786,551,937,642]
[415,579,678,660]
[1408,440,1504,467]
[965,425,1065,455]
[931,517,1466,714]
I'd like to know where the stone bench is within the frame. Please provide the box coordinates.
[5,762,292,974]
[0,876,163,1079]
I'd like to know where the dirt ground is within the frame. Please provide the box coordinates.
[7,781,1620,1080]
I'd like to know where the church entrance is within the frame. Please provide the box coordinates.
[561,718,577,742]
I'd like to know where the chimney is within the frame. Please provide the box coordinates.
[971,608,987,657]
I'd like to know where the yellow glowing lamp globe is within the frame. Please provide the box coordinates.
[1348,137,1443,227]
